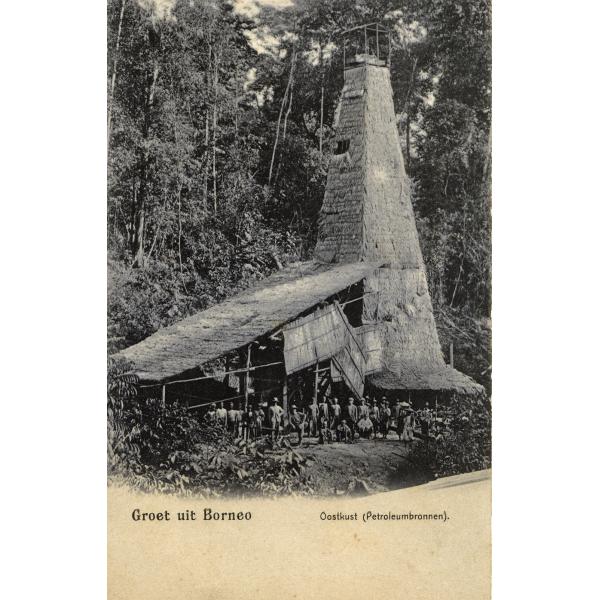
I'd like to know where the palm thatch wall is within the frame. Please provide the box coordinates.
[315,57,482,395]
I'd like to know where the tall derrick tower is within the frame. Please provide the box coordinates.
[316,25,480,394]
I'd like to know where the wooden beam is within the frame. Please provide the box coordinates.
[138,361,284,388]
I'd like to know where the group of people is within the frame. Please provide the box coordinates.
[301,395,434,445]
[203,394,437,447]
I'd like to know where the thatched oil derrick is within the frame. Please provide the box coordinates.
[316,52,482,395]
[115,31,482,400]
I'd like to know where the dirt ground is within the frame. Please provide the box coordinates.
[294,434,431,496]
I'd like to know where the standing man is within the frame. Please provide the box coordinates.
[289,405,306,446]
[400,408,416,444]
[345,397,358,440]
[330,397,342,431]
[308,398,319,438]
[269,397,284,442]
[241,404,252,441]
[370,400,380,439]
[358,398,369,421]
[318,396,329,424]
[204,402,217,426]
[392,400,401,436]
[227,401,238,436]
[420,402,433,440]
[216,401,227,430]
[234,403,244,438]
[380,400,391,439]
[255,403,266,438]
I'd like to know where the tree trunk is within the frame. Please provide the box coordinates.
[202,43,212,211]
[132,173,146,268]
[318,41,324,166]
[406,111,411,171]
[212,54,219,214]
[132,61,160,268]
[319,84,324,164]
[107,0,126,142]
[268,50,296,186]
[274,86,293,185]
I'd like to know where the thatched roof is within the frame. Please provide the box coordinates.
[368,364,484,395]
[116,260,383,382]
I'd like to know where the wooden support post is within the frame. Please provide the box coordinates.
[314,361,319,404]
[364,26,368,56]
[449,342,454,368]
[161,384,166,407]
[245,344,252,411]
[376,23,379,59]
[283,374,288,415]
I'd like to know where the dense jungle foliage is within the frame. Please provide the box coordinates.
[108,0,492,392]
[407,394,492,477]
[108,358,316,495]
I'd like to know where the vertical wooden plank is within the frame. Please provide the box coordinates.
[313,361,319,404]
[161,384,166,407]
[245,344,252,410]
[376,23,379,59]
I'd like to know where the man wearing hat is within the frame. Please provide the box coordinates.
[289,405,306,446]
[269,397,284,442]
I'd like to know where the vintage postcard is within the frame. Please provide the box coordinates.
[107,1,491,598]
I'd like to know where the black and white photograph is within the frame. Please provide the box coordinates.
[107,0,491,499]
[8,1,600,599]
